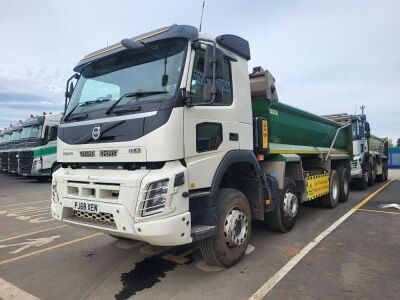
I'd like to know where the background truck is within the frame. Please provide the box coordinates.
[0,125,20,172]
[18,113,62,179]
[51,24,352,267]
[323,113,388,188]
[8,122,24,174]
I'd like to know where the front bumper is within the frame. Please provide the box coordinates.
[52,161,192,246]
[51,199,191,245]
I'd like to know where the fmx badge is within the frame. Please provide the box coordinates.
[92,126,101,140]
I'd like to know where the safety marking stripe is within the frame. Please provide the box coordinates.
[248,179,395,300]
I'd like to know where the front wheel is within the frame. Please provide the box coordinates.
[199,188,251,267]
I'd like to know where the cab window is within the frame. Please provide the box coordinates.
[190,50,233,105]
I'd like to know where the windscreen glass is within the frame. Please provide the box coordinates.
[66,40,187,116]
[3,134,11,143]
[10,130,22,141]
[21,125,43,139]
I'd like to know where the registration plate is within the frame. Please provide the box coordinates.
[74,201,99,213]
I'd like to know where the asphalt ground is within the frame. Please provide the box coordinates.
[0,170,399,299]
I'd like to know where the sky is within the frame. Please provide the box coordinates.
[0,0,399,142]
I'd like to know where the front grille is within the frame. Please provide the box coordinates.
[8,152,18,159]
[351,160,358,168]
[67,211,116,229]
[99,150,118,157]
[8,160,18,172]
[19,151,34,159]
[19,158,33,174]
[80,150,96,157]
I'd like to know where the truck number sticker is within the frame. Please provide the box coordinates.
[269,108,279,116]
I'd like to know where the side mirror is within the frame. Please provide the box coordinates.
[365,122,371,138]
[203,44,224,103]
[204,45,224,80]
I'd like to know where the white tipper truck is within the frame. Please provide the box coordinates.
[323,113,388,189]
[52,25,352,267]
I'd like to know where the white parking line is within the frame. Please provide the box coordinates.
[0,200,48,208]
[0,278,39,299]
[249,180,394,300]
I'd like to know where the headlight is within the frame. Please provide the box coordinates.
[141,179,169,217]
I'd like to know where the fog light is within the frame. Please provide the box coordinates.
[141,179,169,217]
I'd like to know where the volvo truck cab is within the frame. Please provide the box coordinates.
[52,25,351,267]
[18,113,62,178]
[8,122,24,174]
[0,126,18,172]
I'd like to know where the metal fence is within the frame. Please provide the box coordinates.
[389,147,400,168]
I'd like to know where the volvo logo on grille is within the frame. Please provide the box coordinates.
[92,126,101,141]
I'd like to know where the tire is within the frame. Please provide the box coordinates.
[265,178,298,233]
[337,167,350,203]
[320,169,339,208]
[367,162,375,186]
[357,171,367,190]
[199,188,251,267]
[383,161,388,181]
[377,161,388,182]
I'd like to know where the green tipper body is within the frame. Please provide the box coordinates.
[252,98,351,154]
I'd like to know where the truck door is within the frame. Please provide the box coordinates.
[183,46,240,190]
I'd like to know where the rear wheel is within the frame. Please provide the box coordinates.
[337,167,350,203]
[367,162,375,186]
[199,188,251,267]
[265,178,298,233]
[320,169,339,208]
[377,161,388,182]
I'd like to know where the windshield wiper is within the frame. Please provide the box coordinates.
[64,99,111,121]
[105,91,168,115]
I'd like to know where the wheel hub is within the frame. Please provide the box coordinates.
[283,191,298,218]
[224,207,248,248]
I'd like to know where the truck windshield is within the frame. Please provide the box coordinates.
[21,125,43,139]
[0,136,3,143]
[3,134,11,143]
[66,40,187,117]
[10,130,22,142]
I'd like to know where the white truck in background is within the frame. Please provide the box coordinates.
[18,113,63,179]
[324,113,388,188]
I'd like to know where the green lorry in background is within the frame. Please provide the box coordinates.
[18,113,62,179]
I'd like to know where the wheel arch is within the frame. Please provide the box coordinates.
[210,150,266,220]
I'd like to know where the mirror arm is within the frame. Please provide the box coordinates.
[64,73,79,113]
[194,38,218,99]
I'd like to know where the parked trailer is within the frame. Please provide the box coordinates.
[323,113,388,188]
[52,25,352,267]
[18,114,62,179]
